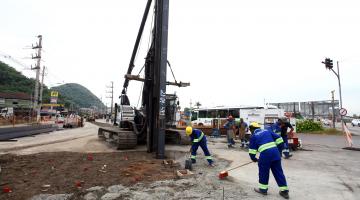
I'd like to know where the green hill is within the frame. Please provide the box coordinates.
[0,61,51,103]
[0,61,104,109]
[0,61,38,93]
[52,83,104,109]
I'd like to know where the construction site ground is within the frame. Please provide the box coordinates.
[0,122,359,200]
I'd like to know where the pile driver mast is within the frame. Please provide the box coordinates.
[119,0,189,158]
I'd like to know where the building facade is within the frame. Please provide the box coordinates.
[269,100,340,119]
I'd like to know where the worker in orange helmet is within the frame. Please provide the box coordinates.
[224,115,236,148]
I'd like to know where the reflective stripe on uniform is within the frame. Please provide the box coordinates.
[193,132,204,143]
[259,183,268,190]
[191,155,196,159]
[282,149,289,153]
[258,142,277,152]
[275,137,284,145]
[249,149,257,154]
[279,186,289,191]
[275,131,281,135]
[205,156,213,160]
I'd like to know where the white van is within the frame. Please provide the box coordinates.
[0,107,14,118]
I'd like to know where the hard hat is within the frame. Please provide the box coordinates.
[185,126,193,136]
[250,122,260,128]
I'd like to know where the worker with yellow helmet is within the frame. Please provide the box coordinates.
[248,122,290,199]
[185,126,214,166]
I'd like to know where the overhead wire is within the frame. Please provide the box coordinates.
[0,52,32,70]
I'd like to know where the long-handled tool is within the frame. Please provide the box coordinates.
[185,147,193,170]
[218,161,253,179]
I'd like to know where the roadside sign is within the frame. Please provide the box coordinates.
[51,91,59,97]
[50,97,58,104]
[339,108,347,116]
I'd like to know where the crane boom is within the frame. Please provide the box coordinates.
[122,0,153,95]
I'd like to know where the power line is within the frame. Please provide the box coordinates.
[0,52,32,70]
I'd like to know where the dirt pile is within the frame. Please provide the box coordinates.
[0,151,179,200]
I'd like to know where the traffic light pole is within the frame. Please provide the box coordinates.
[329,61,344,132]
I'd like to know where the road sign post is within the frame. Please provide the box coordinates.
[339,108,347,116]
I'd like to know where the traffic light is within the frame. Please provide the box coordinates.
[322,58,333,69]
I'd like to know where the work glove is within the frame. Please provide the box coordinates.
[252,158,258,162]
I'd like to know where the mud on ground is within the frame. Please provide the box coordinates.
[0,151,180,200]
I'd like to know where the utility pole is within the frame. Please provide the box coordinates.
[38,66,46,122]
[31,35,42,122]
[106,81,114,118]
[331,90,336,128]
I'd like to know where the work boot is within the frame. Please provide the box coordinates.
[208,163,215,167]
[254,188,267,195]
[284,154,293,159]
[279,191,289,199]
[228,144,234,148]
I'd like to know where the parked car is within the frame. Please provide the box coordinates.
[321,119,331,126]
[351,119,360,127]
[0,107,13,118]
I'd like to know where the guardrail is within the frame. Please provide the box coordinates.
[0,124,56,141]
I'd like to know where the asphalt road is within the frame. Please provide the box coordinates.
[299,133,360,148]
[324,122,360,136]
[207,133,360,200]
[346,125,360,136]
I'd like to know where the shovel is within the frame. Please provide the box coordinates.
[185,148,193,171]
[218,161,253,179]
[185,157,192,171]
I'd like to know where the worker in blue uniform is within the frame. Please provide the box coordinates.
[273,118,294,159]
[248,122,290,199]
[186,126,214,166]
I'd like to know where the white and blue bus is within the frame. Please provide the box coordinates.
[191,105,284,129]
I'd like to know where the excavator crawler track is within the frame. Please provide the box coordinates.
[98,127,137,150]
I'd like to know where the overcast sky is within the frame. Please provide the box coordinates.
[1,0,359,115]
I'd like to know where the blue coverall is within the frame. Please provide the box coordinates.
[248,129,289,193]
[190,129,213,164]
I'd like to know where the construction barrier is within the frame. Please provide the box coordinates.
[0,124,56,141]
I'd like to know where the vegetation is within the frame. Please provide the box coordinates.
[0,61,103,109]
[1,61,35,93]
[296,119,324,132]
[52,83,104,109]
[0,61,51,101]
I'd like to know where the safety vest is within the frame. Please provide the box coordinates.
[193,131,204,143]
